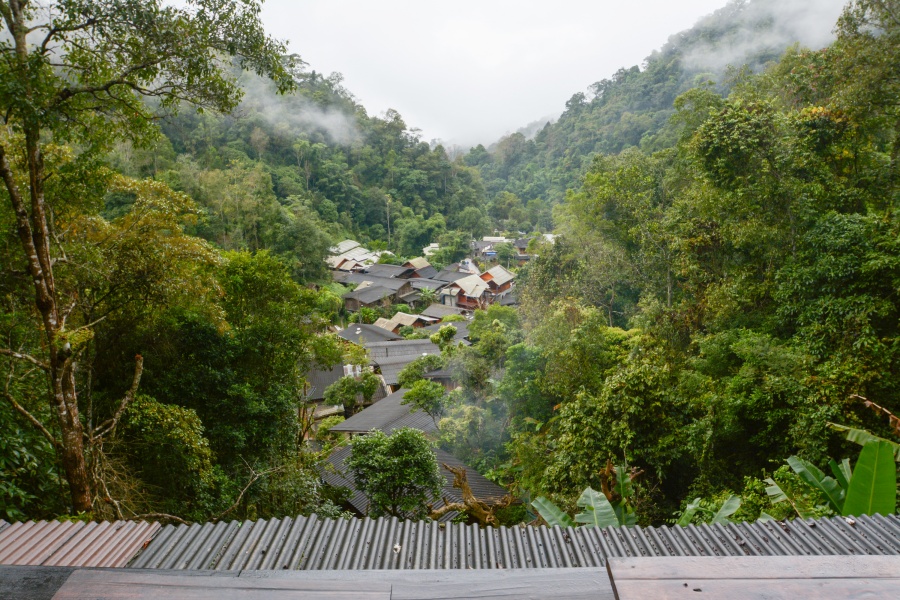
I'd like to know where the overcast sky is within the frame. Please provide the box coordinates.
[258,1,829,148]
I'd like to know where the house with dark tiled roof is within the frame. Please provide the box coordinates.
[321,446,507,522]
[337,324,403,344]
[327,388,437,436]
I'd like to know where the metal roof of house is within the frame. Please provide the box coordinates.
[413,266,438,279]
[409,278,446,291]
[343,285,395,305]
[363,264,412,278]
[499,292,519,306]
[448,274,489,298]
[421,304,470,319]
[328,389,438,435]
[1,513,897,573]
[386,312,438,329]
[341,273,410,292]
[433,269,469,283]
[364,339,440,360]
[330,240,361,255]
[482,265,514,287]
[320,447,508,523]
[375,354,442,387]
[404,257,431,270]
[338,324,403,344]
[304,365,345,401]
[125,513,900,571]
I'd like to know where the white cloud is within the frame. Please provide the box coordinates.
[259,0,846,148]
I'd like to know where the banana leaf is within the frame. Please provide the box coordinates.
[786,455,845,514]
[828,423,900,460]
[711,495,741,524]
[574,487,620,528]
[829,458,852,491]
[531,496,576,528]
[843,441,897,517]
[677,497,702,526]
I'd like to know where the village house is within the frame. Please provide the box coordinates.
[479,265,514,295]
[439,273,490,310]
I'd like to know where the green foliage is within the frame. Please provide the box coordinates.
[402,380,448,424]
[829,424,900,460]
[843,442,897,517]
[324,370,381,416]
[397,354,444,389]
[533,472,639,529]
[531,496,576,528]
[346,428,442,519]
[677,495,742,526]
[0,417,63,521]
[122,395,225,519]
[766,442,898,519]
[574,488,621,528]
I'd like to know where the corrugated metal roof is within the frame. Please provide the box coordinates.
[409,278,446,291]
[421,303,470,319]
[1,514,896,572]
[341,273,410,292]
[128,513,900,571]
[433,270,468,283]
[365,339,440,360]
[483,265,514,287]
[363,264,411,278]
[0,520,160,568]
[329,388,438,435]
[338,324,403,344]
[343,285,395,305]
[375,353,442,387]
[304,365,344,401]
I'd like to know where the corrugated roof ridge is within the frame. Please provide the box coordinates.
[4,513,899,571]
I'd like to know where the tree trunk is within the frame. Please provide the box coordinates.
[0,118,94,515]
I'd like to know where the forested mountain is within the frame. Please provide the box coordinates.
[466,0,846,214]
[2,0,898,528]
[109,64,489,274]
[494,0,900,520]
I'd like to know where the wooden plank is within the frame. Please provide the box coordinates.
[0,565,74,600]
[607,555,900,580]
[388,568,614,600]
[52,569,391,600]
[612,577,900,600]
[242,567,616,600]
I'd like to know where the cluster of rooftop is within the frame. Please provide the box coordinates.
[329,239,517,313]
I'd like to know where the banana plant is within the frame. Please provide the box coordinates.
[532,464,639,528]
[828,423,900,460]
[677,494,742,526]
[533,486,626,528]
[766,441,897,518]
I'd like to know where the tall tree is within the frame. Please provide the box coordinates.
[0,0,290,513]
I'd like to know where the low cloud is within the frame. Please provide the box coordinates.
[678,0,847,74]
[237,71,361,145]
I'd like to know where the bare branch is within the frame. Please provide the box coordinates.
[130,513,190,526]
[428,463,513,527]
[1,390,60,448]
[211,463,281,523]
[92,355,143,440]
[0,347,49,370]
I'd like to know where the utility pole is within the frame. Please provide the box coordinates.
[386,195,392,251]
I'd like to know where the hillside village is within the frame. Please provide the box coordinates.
[3,1,900,596]
[304,237,532,521]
